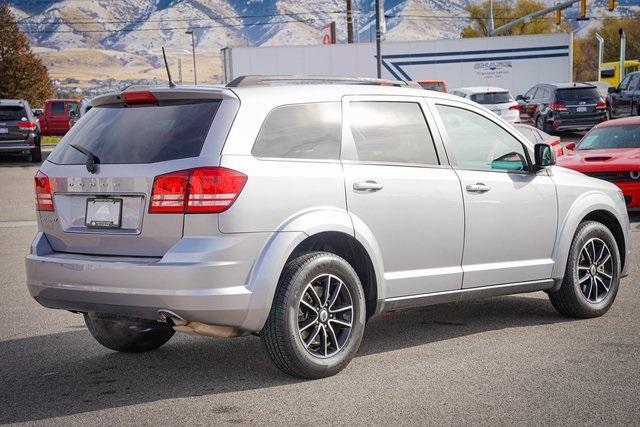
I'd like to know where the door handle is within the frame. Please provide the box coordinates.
[353,180,383,192]
[466,183,491,193]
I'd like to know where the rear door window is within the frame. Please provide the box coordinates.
[0,106,26,121]
[48,100,221,165]
[50,102,65,114]
[346,101,439,165]
[556,88,601,103]
[252,102,341,160]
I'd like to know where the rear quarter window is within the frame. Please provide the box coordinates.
[252,102,341,160]
[48,99,221,165]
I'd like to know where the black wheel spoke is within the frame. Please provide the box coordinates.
[298,273,353,358]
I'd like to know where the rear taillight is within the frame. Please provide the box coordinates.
[122,91,158,106]
[596,99,607,110]
[18,121,37,131]
[509,105,520,110]
[149,167,247,214]
[34,171,54,211]
[550,103,567,112]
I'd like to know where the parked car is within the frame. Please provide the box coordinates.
[417,80,448,93]
[0,99,42,162]
[606,71,640,119]
[26,77,630,379]
[514,123,564,157]
[40,99,80,136]
[517,82,606,133]
[559,116,640,210]
[451,86,520,123]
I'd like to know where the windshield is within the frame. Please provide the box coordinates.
[0,106,27,121]
[556,88,601,103]
[48,99,221,165]
[470,92,513,104]
[578,125,640,150]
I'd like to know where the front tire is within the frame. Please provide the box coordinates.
[262,252,367,379]
[549,221,621,318]
[84,313,175,353]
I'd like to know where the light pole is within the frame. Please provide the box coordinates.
[186,30,197,85]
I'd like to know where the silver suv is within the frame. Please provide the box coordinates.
[26,76,630,378]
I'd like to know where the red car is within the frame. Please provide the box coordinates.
[36,99,79,136]
[558,116,640,209]
[513,123,564,157]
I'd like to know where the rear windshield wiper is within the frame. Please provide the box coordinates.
[69,143,100,173]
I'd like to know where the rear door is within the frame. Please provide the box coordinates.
[39,90,238,256]
[0,105,29,143]
[341,95,464,299]
[46,101,67,134]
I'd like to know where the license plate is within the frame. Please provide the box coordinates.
[85,198,122,228]
[0,128,8,134]
[576,106,587,112]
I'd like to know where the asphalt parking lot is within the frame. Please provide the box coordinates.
[0,148,638,425]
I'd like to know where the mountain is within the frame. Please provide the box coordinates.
[8,0,639,88]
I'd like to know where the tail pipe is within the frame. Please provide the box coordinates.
[158,309,249,338]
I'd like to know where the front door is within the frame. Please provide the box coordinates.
[341,96,464,299]
[433,101,557,288]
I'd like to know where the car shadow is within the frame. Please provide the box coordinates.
[1,294,572,423]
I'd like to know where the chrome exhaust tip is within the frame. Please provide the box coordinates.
[158,309,187,326]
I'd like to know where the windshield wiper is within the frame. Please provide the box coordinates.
[69,143,100,173]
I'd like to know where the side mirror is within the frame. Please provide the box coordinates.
[565,142,576,151]
[607,87,617,94]
[534,143,556,169]
[516,94,524,101]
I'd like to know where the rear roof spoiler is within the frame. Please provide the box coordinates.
[226,75,421,89]
[91,86,238,107]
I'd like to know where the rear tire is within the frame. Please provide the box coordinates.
[548,221,621,318]
[536,115,550,133]
[30,145,42,163]
[262,251,367,379]
[84,313,175,353]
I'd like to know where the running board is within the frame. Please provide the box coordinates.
[381,279,555,312]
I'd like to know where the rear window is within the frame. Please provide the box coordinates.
[419,82,446,92]
[0,106,26,121]
[252,102,341,160]
[50,102,65,114]
[470,92,513,104]
[48,100,221,165]
[556,88,601,102]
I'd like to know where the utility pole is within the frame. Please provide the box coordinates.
[619,28,626,82]
[347,0,353,43]
[375,0,382,78]
[488,0,495,34]
[595,33,604,82]
[186,30,197,85]
[178,58,183,84]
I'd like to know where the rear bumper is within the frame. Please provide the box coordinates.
[550,114,606,131]
[25,231,270,331]
[615,181,640,209]
[0,139,34,153]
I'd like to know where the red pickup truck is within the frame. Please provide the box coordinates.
[37,99,79,136]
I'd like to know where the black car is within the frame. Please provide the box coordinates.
[516,82,606,133]
[0,99,42,162]
[607,71,640,119]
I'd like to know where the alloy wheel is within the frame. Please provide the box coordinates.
[577,238,614,304]
[297,274,353,358]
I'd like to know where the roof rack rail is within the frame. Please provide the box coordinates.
[226,75,421,89]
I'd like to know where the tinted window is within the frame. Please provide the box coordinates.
[48,100,220,165]
[51,102,65,114]
[0,106,26,121]
[556,87,601,102]
[601,68,615,78]
[470,92,513,104]
[578,125,640,150]
[436,104,528,172]
[525,87,538,99]
[252,102,341,160]
[347,101,439,165]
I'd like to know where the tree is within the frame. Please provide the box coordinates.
[462,0,569,38]
[0,3,53,107]
[573,14,640,81]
